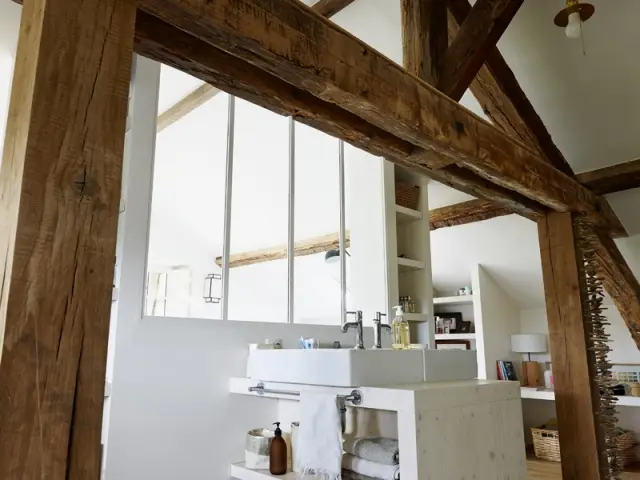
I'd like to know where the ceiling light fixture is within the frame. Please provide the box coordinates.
[553,0,595,40]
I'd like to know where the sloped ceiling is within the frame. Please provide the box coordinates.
[329,0,640,307]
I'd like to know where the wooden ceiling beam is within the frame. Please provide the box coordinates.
[401,0,448,85]
[430,199,511,230]
[157,83,220,132]
[134,12,545,220]
[154,0,355,131]
[447,0,575,178]
[215,232,350,269]
[136,0,623,235]
[438,0,523,101]
[592,231,640,348]
[311,0,356,18]
[577,158,640,195]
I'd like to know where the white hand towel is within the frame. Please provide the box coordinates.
[342,453,400,480]
[295,392,343,479]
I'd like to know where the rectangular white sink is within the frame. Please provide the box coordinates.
[247,349,424,387]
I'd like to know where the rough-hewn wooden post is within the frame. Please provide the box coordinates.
[400,0,448,84]
[0,0,135,477]
[538,212,606,479]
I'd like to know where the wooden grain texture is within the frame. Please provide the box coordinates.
[157,83,220,132]
[133,11,545,221]
[438,0,523,101]
[310,0,356,18]
[592,230,640,348]
[447,0,574,178]
[154,0,355,133]
[137,0,624,235]
[537,212,605,480]
[577,159,640,195]
[401,0,448,85]
[527,457,640,479]
[429,199,511,229]
[215,232,350,268]
[0,0,135,477]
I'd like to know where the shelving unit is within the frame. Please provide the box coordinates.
[404,312,430,322]
[383,162,434,347]
[397,257,425,272]
[434,333,476,341]
[434,295,474,306]
[231,462,298,479]
[520,387,640,407]
[395,204,422,224]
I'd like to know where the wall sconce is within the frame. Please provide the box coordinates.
[203,273,222,304]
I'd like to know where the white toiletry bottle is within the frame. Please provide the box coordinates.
[391,305,410,350]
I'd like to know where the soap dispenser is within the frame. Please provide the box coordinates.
[269,422,287,475]
[392,305,410,350]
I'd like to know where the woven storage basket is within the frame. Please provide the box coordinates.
[617,446,638,468]
[532,427,561,462]
[395,182,419,210]
[532,427,637,464]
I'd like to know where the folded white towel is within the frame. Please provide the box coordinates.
[295,392,343,479]
[342,453,400,480]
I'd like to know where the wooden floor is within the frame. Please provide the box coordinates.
[527,458,640,479]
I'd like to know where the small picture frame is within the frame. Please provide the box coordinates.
[458,321,472,333]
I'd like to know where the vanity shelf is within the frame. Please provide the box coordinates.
[231,462,299,479]
[395,204,422,224]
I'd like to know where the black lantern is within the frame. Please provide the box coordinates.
[203,273,222,304]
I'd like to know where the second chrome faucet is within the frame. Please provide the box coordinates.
[342,310,392,349]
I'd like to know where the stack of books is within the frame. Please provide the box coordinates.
[496,360,518,381]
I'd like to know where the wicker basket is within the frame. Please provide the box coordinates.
[617,446,638,468]
[532,427,637,465]
[532,427,561,462]
[395,182,419,210]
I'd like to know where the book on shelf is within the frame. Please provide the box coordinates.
[496,360,518,381]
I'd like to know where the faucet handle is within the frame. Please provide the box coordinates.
[374,311,386,323]
[346,310,363,322]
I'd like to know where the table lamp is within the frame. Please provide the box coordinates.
[511,334,547,387]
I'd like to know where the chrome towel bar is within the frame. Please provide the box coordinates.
[248,382,363,405]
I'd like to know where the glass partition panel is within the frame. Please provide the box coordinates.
[146,65,228,318]
[293,122,342,325]
[227,99,289,322]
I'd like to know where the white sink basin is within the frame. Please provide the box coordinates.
[247,349,424,387]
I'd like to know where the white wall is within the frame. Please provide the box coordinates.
[106,317,381,479]
[519,306,640,365]
[474,265,521,380]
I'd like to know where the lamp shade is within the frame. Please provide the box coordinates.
[511,334,547,354]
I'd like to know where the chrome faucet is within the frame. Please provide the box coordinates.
[342,310,365,349]
[372,311,392,349]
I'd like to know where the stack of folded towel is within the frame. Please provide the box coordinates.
[341,436,400,480]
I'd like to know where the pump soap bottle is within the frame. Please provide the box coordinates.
[392,305,410,350]
[269,422,288,475]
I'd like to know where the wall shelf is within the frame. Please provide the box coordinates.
[435,333,476,341]
[231,462,299,479]
[520,387,640,407]
[395,204,422,224]
[404,312,429,322]
[397,257,424,272]
[433,295,474,306]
